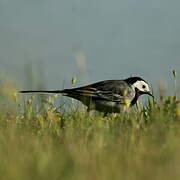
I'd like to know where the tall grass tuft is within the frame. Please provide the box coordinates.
[0,76,180,180]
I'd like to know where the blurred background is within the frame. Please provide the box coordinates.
[0,0,180,93]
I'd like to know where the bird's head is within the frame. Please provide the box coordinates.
[125,77,153,97]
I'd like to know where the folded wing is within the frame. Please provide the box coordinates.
[62,80,135,104]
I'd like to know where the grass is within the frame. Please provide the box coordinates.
[0,78,180,180]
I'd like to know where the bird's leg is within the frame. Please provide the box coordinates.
[103,112,108,117]
[87,106,91,113]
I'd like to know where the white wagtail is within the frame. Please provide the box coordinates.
[20,77,153,113]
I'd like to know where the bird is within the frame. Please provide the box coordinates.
[20,76,153,113]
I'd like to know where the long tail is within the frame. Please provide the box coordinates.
[19,90,64,94]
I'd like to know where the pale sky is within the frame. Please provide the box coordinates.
[0,0,180,93]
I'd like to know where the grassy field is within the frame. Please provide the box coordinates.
[0,78,180,180]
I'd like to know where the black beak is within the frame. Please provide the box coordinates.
[146,92,154,98]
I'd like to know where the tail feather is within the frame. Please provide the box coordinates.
[19,90,64,94]
[19,88,96,98]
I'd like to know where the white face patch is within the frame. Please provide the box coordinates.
[132,80,150,92]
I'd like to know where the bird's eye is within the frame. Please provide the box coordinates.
[142,85,146,89]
